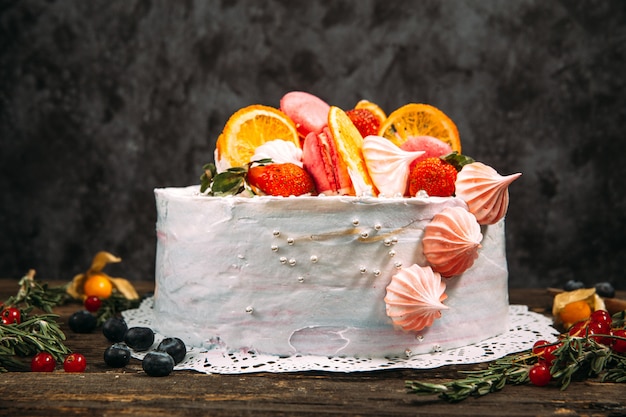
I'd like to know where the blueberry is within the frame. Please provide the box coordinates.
[595,282,615,298]
[563,280,585,291]
[68,310,97,333]
[142,351,175,377]
[104,343,131,368]
[124,327,155,351]
[102,317,128,343]
[156,337,187,364]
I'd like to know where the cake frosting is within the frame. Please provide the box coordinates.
[153,188,509,357]
[151,92,519,358]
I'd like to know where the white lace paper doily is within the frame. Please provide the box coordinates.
[122,298,558,374]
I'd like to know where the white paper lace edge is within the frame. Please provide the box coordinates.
[122,298,558,374]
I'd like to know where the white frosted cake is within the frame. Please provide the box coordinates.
[151,92,521,358]
[153,188,509,357]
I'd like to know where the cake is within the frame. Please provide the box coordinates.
[151,92,521,358]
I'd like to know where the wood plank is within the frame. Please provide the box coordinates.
[0,279,624,416]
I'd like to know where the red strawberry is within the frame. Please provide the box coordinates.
[408,157,457,197]
[247,163,316,197]
[345,108,380,138]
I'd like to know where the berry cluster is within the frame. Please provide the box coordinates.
[529,309,626,386]
[102,317,187,377]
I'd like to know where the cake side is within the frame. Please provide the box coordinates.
[152,185,509,357]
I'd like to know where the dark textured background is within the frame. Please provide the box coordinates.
[1,0,625,289]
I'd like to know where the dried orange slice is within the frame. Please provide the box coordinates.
[354,99,387,124]
[378,103,461,152]
[215,105,299,169]
[327,106,376,196]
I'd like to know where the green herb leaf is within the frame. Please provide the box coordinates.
[441,152,475,171]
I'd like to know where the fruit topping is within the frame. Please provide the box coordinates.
[63,353,87,373]
[552,288,606,328]
[407,157,458,197]
[354,99,387,125]
[156,337,187,364]
[102,316,128,343]
[384,264,448,332]
[214,104,299,170]
[595,282,616,298]
[247,162,316,197]
[528,363,552,386]
[400,135,454,171]
[454,162,521,225]
[346,108,381,138]
[422,206,483,277]
[327,106,376,196]
[362,135,424,197]
[104,343,131,367]
[68,310,97,333]
[124,327,155,351]
[378,103,461,152]
[142,351,175,377]
[31,351,56,372]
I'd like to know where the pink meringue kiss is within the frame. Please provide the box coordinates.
[455,162,522,225]
[422,206,483,277]
[362,136,424,197]
[384,264,449,332]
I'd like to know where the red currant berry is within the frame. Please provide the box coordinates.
[587,320,612,345]
[31,352,56,372]
[532,340,559,365]
[611,329,626,354]
[1,307,21,325]
[568,320,588,338]
[528,363,551,386]
[84,296,102,312]
[589,310,612,327]
[63,353,87,373]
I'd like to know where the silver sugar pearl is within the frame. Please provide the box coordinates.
[374,224,382,231]
[287,237,295,245]
[298,276,305,283]
[432,344,442,353]
[373,269,381,276]
[273,230,280,237]
[352,219,359,226]
[383,238,392,247]
[310,255,318,263]
[388,250,396,257]
[391,237,398,245]
[405,349,412,357]
[360,231,369,239]
[279,257,287,264]
[288,258,297,266]
[359,266,367,274]
[416,335,424,342]
[394,261,403,269]
[271,245,279,252]
[245,306,254,314]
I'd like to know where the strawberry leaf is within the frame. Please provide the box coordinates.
[200,163,218,193]
[442,152,475,171]
[210,170,246,196]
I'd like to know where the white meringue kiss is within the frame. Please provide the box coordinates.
[422,206,483,277]
[362,135,424,197]
[251,139,303,167]
[455,162,522,225]
[384,264,449,332]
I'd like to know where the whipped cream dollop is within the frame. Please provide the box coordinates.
[455,162,522,225]
[251,139,303,167]
[362,135,424,197]
[422,206,483,277]
[385,264,449,332]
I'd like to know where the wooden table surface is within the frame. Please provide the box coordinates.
[0,279,624,417]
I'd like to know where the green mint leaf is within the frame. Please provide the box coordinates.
[442,152,475,171]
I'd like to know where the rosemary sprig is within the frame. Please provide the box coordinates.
[4,270,70,314]
[95,293,141,326]
[406,330,626,402]
[0,314,71,371]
